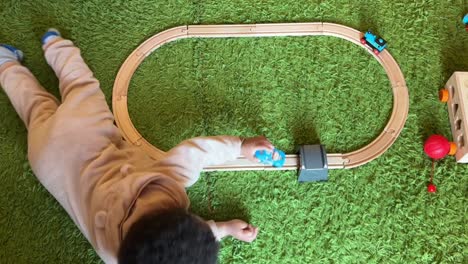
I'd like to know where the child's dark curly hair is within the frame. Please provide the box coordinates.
[118,208,219,264]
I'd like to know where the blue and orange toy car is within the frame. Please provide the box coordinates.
[360,30,387,55]
[255,149,286,168]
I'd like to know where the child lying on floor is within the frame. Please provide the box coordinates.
[0,29,278,264]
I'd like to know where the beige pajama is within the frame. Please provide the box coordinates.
[0,38,242,263]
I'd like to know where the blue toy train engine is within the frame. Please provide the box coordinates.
[361,30,387,55]
[463,14,468,31]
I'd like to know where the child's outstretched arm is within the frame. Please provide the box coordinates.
[156,135,274,186]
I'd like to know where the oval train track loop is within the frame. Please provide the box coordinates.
[112,23,409,171]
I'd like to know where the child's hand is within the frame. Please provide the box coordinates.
[223,219,259,243]
[241,136,275,162]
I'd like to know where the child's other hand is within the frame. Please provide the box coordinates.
[241,136,274,162]
[224,219,259,243]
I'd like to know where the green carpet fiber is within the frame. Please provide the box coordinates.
[0,0,467,263]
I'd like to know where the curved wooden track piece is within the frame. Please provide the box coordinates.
[113,23,409,171]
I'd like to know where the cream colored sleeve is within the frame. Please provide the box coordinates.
[156,136,242,187]
[206,220,224,241]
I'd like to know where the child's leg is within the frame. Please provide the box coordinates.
[0,46,59,129]
[42,30,111,114]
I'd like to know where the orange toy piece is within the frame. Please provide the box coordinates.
[448,142,457,155]
[439,89,449,103]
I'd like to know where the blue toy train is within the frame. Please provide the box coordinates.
[255,149,286,168]
[463,14,468,31]
[361,30,387,55]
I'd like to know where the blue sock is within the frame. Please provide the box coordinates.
[41,28,61,46]
[0,44,23,66]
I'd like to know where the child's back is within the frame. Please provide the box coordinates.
[1,30,268,263]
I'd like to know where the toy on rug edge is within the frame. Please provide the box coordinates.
[438,72,468,162]
[424,135,456,160]
[423,135,457,193]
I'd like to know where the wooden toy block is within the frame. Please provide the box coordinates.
[443,72,468,163]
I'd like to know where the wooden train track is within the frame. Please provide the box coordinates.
[112,22,409,171]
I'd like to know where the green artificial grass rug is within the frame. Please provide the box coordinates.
[0,0,467,263]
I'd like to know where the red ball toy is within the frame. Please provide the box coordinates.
[424,135,455,159]
[427,183,437,193]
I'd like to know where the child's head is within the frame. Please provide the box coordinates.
[118,208,219,264]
